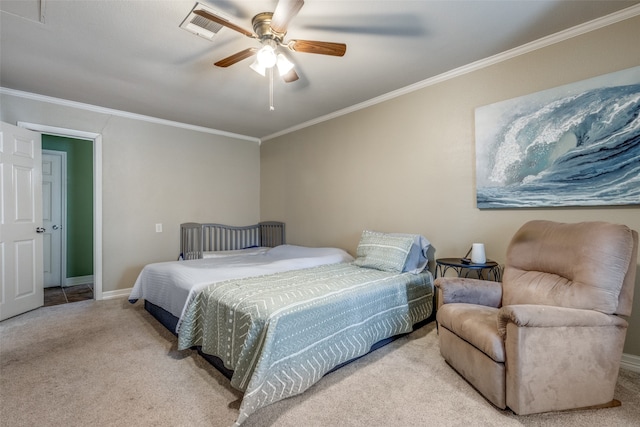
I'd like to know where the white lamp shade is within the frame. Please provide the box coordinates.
[256,45,277,68]
[276,54,294,76]
[250,58,266,76]
[471,243,486,264]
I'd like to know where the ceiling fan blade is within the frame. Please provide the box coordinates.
[270,0,304,34]
[193,9,255,38]
[287,40,347,57]
[214,48,258,67]
[282,69,299,83]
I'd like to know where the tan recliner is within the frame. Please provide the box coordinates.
[435,220,638,415]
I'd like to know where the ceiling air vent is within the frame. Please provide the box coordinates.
[180,2,227,41]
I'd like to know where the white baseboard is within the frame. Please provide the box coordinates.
[100,288,132,300]
[621,353,640,373]
[64,275,94,287]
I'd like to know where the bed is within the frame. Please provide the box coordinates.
[176,230,435,425]
[129,222,354,333]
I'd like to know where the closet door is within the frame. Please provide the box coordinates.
[42,150,64,288]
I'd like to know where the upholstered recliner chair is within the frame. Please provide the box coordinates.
[435,220,638,415]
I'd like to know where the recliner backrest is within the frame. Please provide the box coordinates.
[502,220,637,316]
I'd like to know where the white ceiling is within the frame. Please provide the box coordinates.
[1,1,639,140]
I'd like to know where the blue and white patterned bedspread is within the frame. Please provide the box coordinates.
[177,262,433,425]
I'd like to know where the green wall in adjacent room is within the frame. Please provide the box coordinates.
[42,134,93,278]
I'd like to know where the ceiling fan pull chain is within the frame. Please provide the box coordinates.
[269,67,275,111]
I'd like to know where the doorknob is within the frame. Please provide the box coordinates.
[52,225,60,230]
[36,227,46,233]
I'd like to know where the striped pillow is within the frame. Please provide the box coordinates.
[353,230,414,273]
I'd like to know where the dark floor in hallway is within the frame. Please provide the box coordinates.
[44,284,93,307]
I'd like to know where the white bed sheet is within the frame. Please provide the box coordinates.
[129,245,354,330]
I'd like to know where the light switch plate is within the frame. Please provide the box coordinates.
[155,223,162,233]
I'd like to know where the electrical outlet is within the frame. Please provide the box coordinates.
[155,223,163,233]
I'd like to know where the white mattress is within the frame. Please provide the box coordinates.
[129,245,354,330]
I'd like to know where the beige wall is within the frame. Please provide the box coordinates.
[260,16,640,355]
[1,94,261,293]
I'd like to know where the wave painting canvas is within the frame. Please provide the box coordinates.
[475,66,640,208]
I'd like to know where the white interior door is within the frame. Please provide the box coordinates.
[0,121,43,321]
[42,150,65,288]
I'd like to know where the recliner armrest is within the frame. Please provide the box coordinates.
[434,277,502,308]
[497,304,628,337]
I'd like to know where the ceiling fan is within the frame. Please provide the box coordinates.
[192,0,347,83]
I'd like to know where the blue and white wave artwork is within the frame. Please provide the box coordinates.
[475,67,640,208]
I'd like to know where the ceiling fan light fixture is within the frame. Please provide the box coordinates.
[250,58,267,76]
[194,0,345,86]
[256,44,277,68]
[276,54,294,76]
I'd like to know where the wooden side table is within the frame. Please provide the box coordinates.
[434,258,501,281]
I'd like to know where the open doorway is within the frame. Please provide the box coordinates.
[42,135,94,306]
[18,122,103,301]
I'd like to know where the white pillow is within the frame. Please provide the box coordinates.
[202,247,269,258]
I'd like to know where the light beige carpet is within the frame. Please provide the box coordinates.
[1,298,639,426]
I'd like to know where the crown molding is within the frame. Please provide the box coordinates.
[260,4,640,142]
[0,87,260,144]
